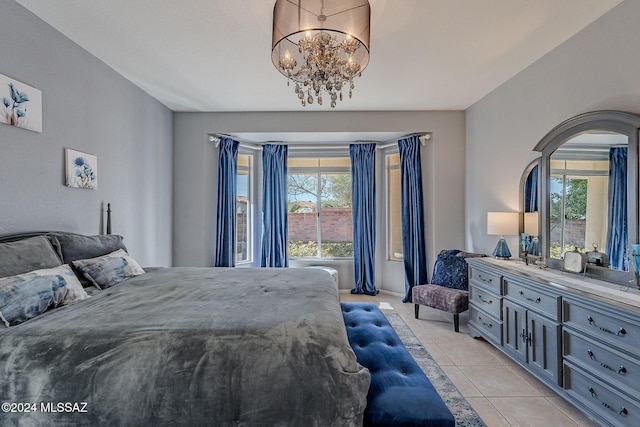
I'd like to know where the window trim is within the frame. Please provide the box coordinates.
[549,166,608,258]
[385,148,403,262]
[236,150,254,265]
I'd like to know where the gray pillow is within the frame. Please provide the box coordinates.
[0,236,62,278]
[48,232,128,263]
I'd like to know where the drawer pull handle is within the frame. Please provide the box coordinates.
[520,329,530,344]
[588,387,628,417]
[478,274,492,284]
[477,315,493,329]
[586,317,627,337]
[519,290,541,303]
[599,362,627,375]
[588,350,628,375]
[478,294,492,304]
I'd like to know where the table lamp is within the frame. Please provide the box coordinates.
[487,212,519,259]
[632,244,640,290]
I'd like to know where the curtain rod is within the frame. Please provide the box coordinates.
[209,132,432,150]
[377,132,431,149]
[209,134,262,150]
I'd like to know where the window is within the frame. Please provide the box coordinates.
[287,157,353,258]
[549,159,609,259]
[386,152,403,261]
[236,153,253,263]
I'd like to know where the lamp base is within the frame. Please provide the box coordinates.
[527,237,539,256]
[493,237,511,260]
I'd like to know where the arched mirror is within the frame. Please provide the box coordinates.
[519,159,540,257]
[531,110,640,284]
[549,132,628,268]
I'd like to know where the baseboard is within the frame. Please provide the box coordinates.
[338,288,405,298]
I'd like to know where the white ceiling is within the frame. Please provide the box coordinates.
[16,0,622,114]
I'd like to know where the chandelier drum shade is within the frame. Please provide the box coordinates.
[271,0,371,107]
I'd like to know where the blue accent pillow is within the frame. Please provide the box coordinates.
[48,232,129,288]
[72,249,145,289]
[431,253,470,290]
[0,275,61,326]
[32,265,89,305]
[0,264,87,327]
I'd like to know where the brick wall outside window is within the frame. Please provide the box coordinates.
[288,208,352,243]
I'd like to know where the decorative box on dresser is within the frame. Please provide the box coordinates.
[466,257,640,427]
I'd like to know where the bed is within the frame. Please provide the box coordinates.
[0,231,370,426]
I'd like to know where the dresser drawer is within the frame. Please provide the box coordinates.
[468,266,502,294]
[564,362,640,427]
[469,305,502,345]
[564,329,640,396]
[469,285,502,319]
[504,278,560,320]
[563,299,640,352]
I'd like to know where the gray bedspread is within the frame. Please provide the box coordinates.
[0,267,370,426]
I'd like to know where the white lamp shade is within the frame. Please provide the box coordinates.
[487,212,519,236]
[524,211,539,236]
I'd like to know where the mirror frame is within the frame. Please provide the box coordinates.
[532,110,640,284]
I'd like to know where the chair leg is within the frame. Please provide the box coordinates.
[453,313,460,332]
[414,304,419,319]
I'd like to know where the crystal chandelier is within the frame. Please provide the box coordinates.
[271,0,371,107]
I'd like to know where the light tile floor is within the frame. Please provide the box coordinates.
[339,291,601,427]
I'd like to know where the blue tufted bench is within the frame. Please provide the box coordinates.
[341,302,455,427]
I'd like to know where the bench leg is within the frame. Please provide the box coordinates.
[414,304,419,319]
[453,313,460,332]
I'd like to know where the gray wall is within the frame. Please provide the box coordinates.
[0,0,174,266]
[466,0,640,256]
[173,111,466,294]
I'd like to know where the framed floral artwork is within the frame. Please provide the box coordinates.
[65,148,98,190]
[0,73,42,133]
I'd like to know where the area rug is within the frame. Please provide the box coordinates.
[385,313,487,427]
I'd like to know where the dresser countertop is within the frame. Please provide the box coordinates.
[467,257,640,311]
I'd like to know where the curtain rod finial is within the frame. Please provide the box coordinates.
[419,133,432,145]
[209,134,221,147]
